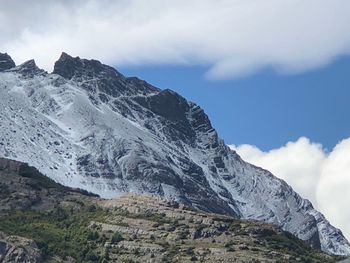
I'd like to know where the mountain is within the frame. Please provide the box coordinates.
[0,53,15,71]
[0,157,342,263]
[0,52,349,256]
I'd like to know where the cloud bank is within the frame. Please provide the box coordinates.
[1,0,350,78]
[230,137,350,241]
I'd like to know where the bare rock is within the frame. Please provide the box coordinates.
[0,232,41,263]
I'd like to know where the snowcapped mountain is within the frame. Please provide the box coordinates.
[0,52,349,255]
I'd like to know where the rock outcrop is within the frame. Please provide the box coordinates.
[0,232,41,263]
[0,53,15,71]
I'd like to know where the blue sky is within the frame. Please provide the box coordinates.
[121,55,350,151]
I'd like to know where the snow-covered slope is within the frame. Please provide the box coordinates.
[0,52,349,255]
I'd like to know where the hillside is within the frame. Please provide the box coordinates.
[0,158,344,263]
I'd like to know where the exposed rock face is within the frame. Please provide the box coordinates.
[7,59,46,77]
[0,52,349,255]
[0,232,41,263]
[53,52,159,97]
[0,53,15,71]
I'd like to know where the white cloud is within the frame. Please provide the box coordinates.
[1,0,350,78]
[230,136,350,241]
[317,138,350,244]
[230,138,326,206]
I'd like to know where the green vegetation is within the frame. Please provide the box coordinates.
[228,221,241,231]
[265,232,308,251]
[0,182,11,197]
[19,164,68,191]
[18,164,98,197]
[111,232,124,244]
[119,210,173,225]
[263,231,333,262]
[0,198,339,263]
[0,205,109,262]
[178,228,190,239]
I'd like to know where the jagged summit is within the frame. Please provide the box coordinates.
[0,53,45,76]
[0,53,16,71]
[53,52,159,97]
[8,59,46,77]
[53,52,114,79]
[0,52,349,255]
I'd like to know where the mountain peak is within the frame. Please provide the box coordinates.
[53,52,121,80]
[58,51,74,60]
[10,59,46,77]
[0,53,16,71]
[20,59,37,68]
[52,52,84,79]
[53,52,158,97]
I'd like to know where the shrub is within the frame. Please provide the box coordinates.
[0,183,10,197]
[87,231,99,240]
[111,232,124,244]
